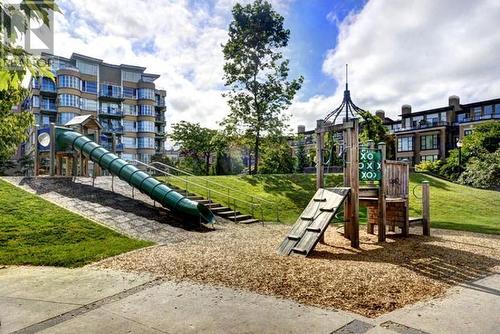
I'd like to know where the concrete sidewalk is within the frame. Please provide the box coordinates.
[0,266,498,334]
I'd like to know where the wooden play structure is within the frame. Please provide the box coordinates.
[278,68,430,256]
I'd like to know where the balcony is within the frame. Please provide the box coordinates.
[40,84,57,95]
[99,108,123,117]
[394,121,449,133]
[101,142,124,152]
[155,114,166,123]
[40,104,57,113]
[457,114,500,124]
[101,125,124,134]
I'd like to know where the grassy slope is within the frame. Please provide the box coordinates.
[163,173,499,234]
[0,179,153,267]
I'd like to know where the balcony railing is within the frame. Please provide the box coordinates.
[99,90,123,99]
[101,142,124,151]
[394,121,449,133]
[40,84,56,93]
[457,114,500,123]
[40,104,57,112]
[101,125,124,133]
[155,115,165,122]
[99,108,123,116]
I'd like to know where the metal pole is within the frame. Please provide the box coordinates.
[49,123,56,176]
[34,125,39,177]
[315,119,324,190]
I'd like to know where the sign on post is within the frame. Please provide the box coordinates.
[359,148,382,181]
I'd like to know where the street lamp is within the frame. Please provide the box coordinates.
[456,140,463,169]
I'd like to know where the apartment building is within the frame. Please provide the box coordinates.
[29,52,167,163]
[291,95,500,166]
[391,96,500,164]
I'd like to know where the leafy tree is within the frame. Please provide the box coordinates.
[222,0,303,174]
[0,1,59,164]
[358,110,396,159]
[259,139,294,174]
[169,121,227,175]
[458,150,500,189]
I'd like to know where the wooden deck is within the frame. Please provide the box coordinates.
[277,187,350,257]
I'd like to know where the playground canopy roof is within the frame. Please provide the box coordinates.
[64,115,102,130]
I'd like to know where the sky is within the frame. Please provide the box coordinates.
[52,0,500,142]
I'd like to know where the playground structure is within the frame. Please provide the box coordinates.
[279,67,430,256]
[33,116,215,225]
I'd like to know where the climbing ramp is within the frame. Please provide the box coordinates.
[277,187,350,257]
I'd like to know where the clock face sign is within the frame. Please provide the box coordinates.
[359,148,382,181]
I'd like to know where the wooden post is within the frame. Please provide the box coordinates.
[377,142,386,242]
[112,133,116,153]
[350,119,360,248]
[343,123,352,240]
[49,123,56,176]
[422,181,430,236]
[315,119,324,190]
[402,162,410,237]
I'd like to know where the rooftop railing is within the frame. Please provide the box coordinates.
[394,121,449,133]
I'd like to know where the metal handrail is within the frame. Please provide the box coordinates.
[130,160,264,219]
[149,161,275,205]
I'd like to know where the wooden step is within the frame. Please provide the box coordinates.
[240,218,260,224]
[292,247,307,254]
[230,214,252,222]
[306,226,321,233]
[218,210,240,217]
[210,206,230,213]
[187,195,204,200]
[207,203,223,208]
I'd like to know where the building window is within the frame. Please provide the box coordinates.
[122,137,137,149]
[421,155,438,162]
[123,104,137,115]
[495,104,500,114]
[41,77,56,92]
[464,129,473,136]
[82,80,97,94]
[32,96,40,108]
[58,75,81,90]
[122,71,142,82]
[138,104,153,116]
[138,88,154,100]
[397,136,414,152]
[137,121,154,132]
[76,60,98,75]
[41,98,56,111]
[483,105,493,116]
[420,134,438,150]
[100,84,122,98]
[32,77,40,89]
[123,120,137,132]
[123,86,137,99]
[138,153,152,162]
[138,137,154,149]
[81,98,98,111]
[58,112,77,125]
[471,107,481,119]
[59,94,80,108]
[121,153,135,161]
[456,113,468,123]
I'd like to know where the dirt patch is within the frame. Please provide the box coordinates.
[93,224,500,317]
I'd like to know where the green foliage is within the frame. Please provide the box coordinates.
[295,135,308,172]
[259,140,295,174]
[221,0,303,173]
[458,150,500,189]
[169,121,222,175]
[358,110,396,159]
[415,160,443,174]
[0,179,151,267]
[0,1,59,163]
[0,88,34,163]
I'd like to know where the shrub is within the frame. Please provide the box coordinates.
[415,160,443,173]
[458,150,500,189]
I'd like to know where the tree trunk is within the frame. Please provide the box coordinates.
[205,153,210,175]
[254,132,260,174]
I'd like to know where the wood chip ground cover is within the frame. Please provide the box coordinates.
[93,224,500,317]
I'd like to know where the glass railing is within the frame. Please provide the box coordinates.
[40,104,57,112]
[394,121,449,132]
[101,142,124,151]
[40,84,56,92]
[99,108,123,116]
[101,125,124,133]
[458,114,500,123]
[99,90,123,99]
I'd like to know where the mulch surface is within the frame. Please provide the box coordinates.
[93,223,500,317]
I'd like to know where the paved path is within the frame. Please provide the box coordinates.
[3,176,201,244]
[0,266,498,334]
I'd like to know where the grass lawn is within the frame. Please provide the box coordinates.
[0,179,153,267]
[161,173,500,234]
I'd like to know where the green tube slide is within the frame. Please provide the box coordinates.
[56,128,215,224]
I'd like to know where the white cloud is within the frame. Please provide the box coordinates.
[53,0,293,148]
[291,0,500,129]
